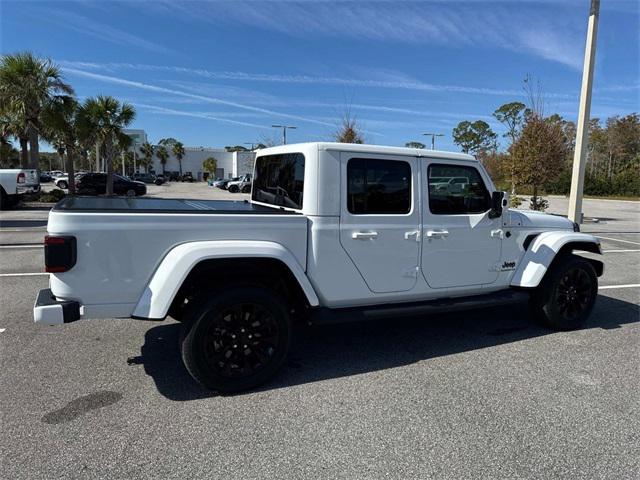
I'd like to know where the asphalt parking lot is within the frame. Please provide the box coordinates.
[1,188,638,479]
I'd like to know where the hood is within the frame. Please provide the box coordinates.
[508,208,576,231]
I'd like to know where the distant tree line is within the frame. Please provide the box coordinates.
[449,78,639,204]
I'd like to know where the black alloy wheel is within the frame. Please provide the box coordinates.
[180,286,291,393]
[201,303,280,379]
[555,267,594,321]
[530,254,598,330]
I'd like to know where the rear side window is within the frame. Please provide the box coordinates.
[252,153,305,209]
[428,164,491,215]
[347,158,411,214]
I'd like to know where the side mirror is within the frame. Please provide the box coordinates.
[489,191,506,219]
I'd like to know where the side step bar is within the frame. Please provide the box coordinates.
[309,289,530,325]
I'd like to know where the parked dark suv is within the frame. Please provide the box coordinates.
[77,173,147,196]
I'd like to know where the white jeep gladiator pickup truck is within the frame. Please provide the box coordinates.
[0,168,40,209]
[34,143,603,392]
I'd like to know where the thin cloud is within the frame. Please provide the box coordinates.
[58,61,544,97]
[62,68,336,127]
[133,103,273,130]
[153,1,586,69]
[40,9,173,54]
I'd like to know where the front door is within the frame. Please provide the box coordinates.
[421,161,502,289]
[339,154,421,293]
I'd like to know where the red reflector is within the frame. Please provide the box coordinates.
[45,236,66,245]
[45,266,68,273]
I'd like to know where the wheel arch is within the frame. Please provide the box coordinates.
[132,240,319,320]
[510,232,603,288]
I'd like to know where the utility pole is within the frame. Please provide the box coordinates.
[422,132,444,150]
[568,0,600,224]
[272,125,297,145]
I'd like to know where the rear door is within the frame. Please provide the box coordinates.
[421,161,502,288]
[339,154,421,293]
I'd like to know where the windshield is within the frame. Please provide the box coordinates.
[251,153,305,209]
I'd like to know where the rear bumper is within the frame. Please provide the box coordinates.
[17,184,41,194]
[33,288,80,325]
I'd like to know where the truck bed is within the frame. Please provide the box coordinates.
[54,196,298,214]
[47,196,308,315]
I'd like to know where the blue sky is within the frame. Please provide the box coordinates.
[1,0,638,152]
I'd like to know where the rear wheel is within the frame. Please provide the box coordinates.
[530,254,598,330]
[126,189,136,197]
[58,180,68,189]
[241,185,251,193]
[180,286,291,393]
[0,187,9,210]
[228,185,239,193]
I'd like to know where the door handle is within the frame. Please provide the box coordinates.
[404,230,421,242]
[490,229,504,239]
[352,231,378,240]
[425,229,449,238]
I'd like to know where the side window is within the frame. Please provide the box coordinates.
[428,164,491,215]
[347,158,411,214]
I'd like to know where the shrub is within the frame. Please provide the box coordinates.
[38,189,66,203]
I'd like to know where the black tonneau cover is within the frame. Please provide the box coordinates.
[53,196,298,214]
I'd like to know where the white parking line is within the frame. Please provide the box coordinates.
[0,245,42,249]
[596,236,640,246]
[602,249,640,253]
[0,272,49,277]
[599,284,640,290]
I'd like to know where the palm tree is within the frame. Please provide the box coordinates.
[155,145,169,175]
[0,110,28,167]
[172,141,185,175]
[114,133,133,176]
[139,141,154,173]
[41,97,81,194]
[0,52,74,168]
[76,96,135,195]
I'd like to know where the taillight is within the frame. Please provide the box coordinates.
[17,172,25,183]
[44,236,77,273]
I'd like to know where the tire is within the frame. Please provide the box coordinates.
[529,254,598,330]
[58,180,68,189]
[241,185,251,193]
[126,189,136,197]
[0,187,8,210]
[180,286,291,393]
[228,185,239,193]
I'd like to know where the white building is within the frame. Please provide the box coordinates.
[149,147,255,181]
[123,129,148,146]
[124,130,255,181]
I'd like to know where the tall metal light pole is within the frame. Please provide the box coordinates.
[272,125,297,145]
[568,0,600,224]
[422,132,444,150]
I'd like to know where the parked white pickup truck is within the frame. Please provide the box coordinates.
[34,143,603,392]
[0,168,40,209]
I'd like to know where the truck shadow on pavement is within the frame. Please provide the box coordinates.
[135,294,639,400]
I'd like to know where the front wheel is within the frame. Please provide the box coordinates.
[125,189,136,197]
[228,185,239,193]
[530,254,598,330]
[180,286,291,393]
[58,180,68,189]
